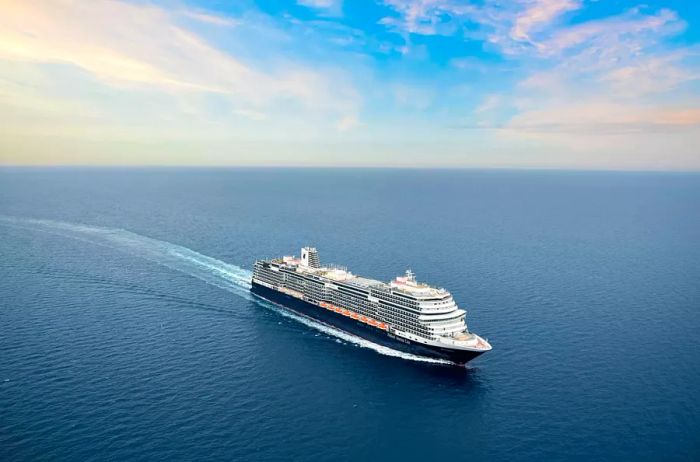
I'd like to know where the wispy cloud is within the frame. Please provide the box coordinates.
[181,10,240,27]
[2,0,699,169]
[0,0,359,125]
[599,51,700,97]
[297,0,343,16]
[380,0,466,36]
[536,7,683,56]
[510,0,581,42]
[376,0,699,164]
[380,0,583,50]
[426,3,700,154]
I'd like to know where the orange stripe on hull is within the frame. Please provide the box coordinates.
[315,302,389,331]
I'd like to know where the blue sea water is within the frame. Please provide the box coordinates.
[1,168,699,461]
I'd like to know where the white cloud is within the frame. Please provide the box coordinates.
[0,0,359,121]
[536,8,683,56]
[297,0,343,16]
[380,0,467,36]
[600,52,699,97]
[511,0,581,42]
[380,0,582,46]
[474,94,503,114]
[299,0,338,7]
[393,1,700,165]
[181,10,240,27]
[2,0,699,169]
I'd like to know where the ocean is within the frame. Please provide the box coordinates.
[1,168,699,461]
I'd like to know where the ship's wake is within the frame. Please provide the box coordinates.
[0,215,453,366]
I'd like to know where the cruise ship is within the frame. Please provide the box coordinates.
[251,247,491,365]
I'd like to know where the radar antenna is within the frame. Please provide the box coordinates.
[406,269,416,283]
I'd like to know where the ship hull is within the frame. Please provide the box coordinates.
[251,282,485,365]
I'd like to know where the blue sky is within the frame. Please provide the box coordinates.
[1,0,700,169]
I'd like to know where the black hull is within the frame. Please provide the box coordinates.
[251,282,485,365]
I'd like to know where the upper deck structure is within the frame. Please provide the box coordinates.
[251,247,491,363]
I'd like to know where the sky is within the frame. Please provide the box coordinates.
[1,0,700,170]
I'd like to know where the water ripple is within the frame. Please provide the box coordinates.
[0,215,453,366]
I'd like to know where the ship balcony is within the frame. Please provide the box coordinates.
[418,308,465,320]
[417,305,458,315]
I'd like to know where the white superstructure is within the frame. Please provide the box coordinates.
[252,247,491,353]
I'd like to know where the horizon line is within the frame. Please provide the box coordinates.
[1,164,699,174]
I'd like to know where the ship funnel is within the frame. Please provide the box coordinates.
[301,247,320,268]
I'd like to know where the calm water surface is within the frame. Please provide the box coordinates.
[1,168,699,461]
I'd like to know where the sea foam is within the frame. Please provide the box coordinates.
[0,215,453,365]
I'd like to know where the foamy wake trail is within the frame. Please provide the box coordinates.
[0,215,452,365]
